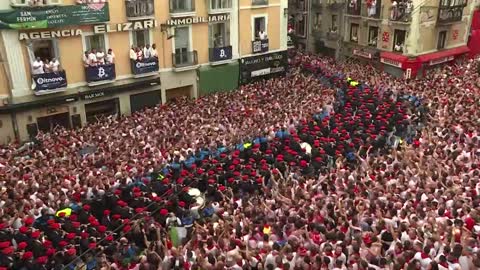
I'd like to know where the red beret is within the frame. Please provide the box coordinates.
[31,230,41,239]
[218,185,226,192]
[17,242,28,250]
[22,251,33,260]
[50,223,61,230]
[0,242,10,249]
[59,241,68,247]
[36,256,48,265]
[43,240,52,247]
[105,235,114,241]
[80,232,89,239]
[178,201,186,208]
[66,248,76,256]
[72,222,80,228]
[66,232,75,240]
[208,179,215,184]
[24,217,34,226]
[112,214,121,220]
[103,210,111,215]
[88,242,97,249]
[97,225,107,233]
[123,225,131,233]
[1,247,13,255]
[69,214,77,221]
[160,209,169,216]
[83,204,91,211]
[176,178,184,184]
[19,226,29,234]
[227,178,235,183]
[46,248,56,256]
[135,208,144,214]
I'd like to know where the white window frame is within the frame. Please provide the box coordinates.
[251,14,268,41]
[209,0,232,13]
[208,22,231,48]
[82,32,109,53]
[171,25,193,52]
[437,30,448,49]
[27,39,60,71]
[129,29,154,48]
[11,0,62,6]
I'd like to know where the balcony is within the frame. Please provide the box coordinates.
[32,70,67,95]
[347,1,362,16]
[252,39,269,53]
[131,58,159,77]
[209,0,232,14]
[361,2,383,19]
[85,64,116,86]
[125,0,155,20]
[326,31,339,40]
[328,0,345,10]
[389,2,413,23]
[172,51,198,70]
[169,0,195,17]
[437,7,464,24]
[209,46,233,63]
[252,0,269,6]
[11,0,62,7]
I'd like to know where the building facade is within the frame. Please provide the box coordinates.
[0,0,287,143]
[342,0,475,78]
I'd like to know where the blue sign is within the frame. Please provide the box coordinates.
[132,58,159,75]
[252,39,269,54]
[210,46,233,62]
[32,70,67,95]
[85,64,116,83]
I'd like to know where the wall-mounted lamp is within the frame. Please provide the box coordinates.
[284,8,288,16]
[160,24,175,40]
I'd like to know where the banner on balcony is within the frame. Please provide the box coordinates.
[252,39,269,54]
[0,3,110,30]
[210,46,232,62]
[86,64,116,83]
[240,50,288,84]
[132,58,159,75]
[32,71,68,95]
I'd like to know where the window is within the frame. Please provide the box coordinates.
[437,30,447,49]
[295,14,307,37]
[174,26,190,64]
[314,13,322,30]
[209,22,230,48]
[27,39,60,73]
[132,30,150,48]
[368,26,379,47]
[254,17,267,40]
[210,0,231,9]
[393,29,406,52]
[350,23,359,42]
[297,0,306,11]
[170,0,195,13]
[331,15,338,32]
[85,34,106,52]
[12,0,61,5]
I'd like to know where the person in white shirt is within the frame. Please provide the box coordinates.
[151,43,158,58]
[49,58,60,72]
[129,46,137,61]
[88,49,97,66]
[106,49,115,64]
[82,51,90,67]
[258,28,268,40]
[32,57,44,75]
[96,49,105,65]
[143,44,152,59]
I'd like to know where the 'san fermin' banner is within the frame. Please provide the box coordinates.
[0,3,110,30]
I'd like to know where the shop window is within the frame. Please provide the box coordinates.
[209,22,230,48]
[350,23,359,42]
[368,26,379,47]
[132,30,150,48]
[295,14,307,38]
[254,16,268,40]
[27,39,61,75]
[393,29,406,53]
[437,30,447,50]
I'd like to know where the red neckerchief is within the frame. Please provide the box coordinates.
[421,252,429,259]
[334,250,343,258]
[325,251,333,257]
[439,262,448,268]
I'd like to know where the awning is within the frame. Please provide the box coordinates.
[417,45,470,66]
[380,52,409,69]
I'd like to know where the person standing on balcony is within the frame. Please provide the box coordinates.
[96,49,106,65]
[129,45,137,61]
[144,44,152,59]
[106,49,115,65]
[151,44,158,58]
[49,58,60,72]
[32,57,44,75]
[368,0,377,17]
[88,49,98,66]
[258,28,268,40]
[390,0,398,20]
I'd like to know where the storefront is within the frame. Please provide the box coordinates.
[84,97,120,123]
[379,51,411,78]
[416,45,470,76]
[165,86,193,102]
[239,50,288,85]
[130,90,162,113]
[198,62,239,96]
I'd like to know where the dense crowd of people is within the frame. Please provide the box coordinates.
[0,50,480,270]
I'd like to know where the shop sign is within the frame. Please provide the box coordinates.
[32,70,67,95]
[252,39,269,54]
[82,91,106,100]
[85,64,116,83]
[166,14,230,26]
[380,57,403,68]
[353,49,372,59]
[428,55,454,66]
[210,46,233,62]
[131,58,159,75]
[94,20,157,34]
[0,3,109,30]
[240,50,288,84]
[19,29,82,40]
